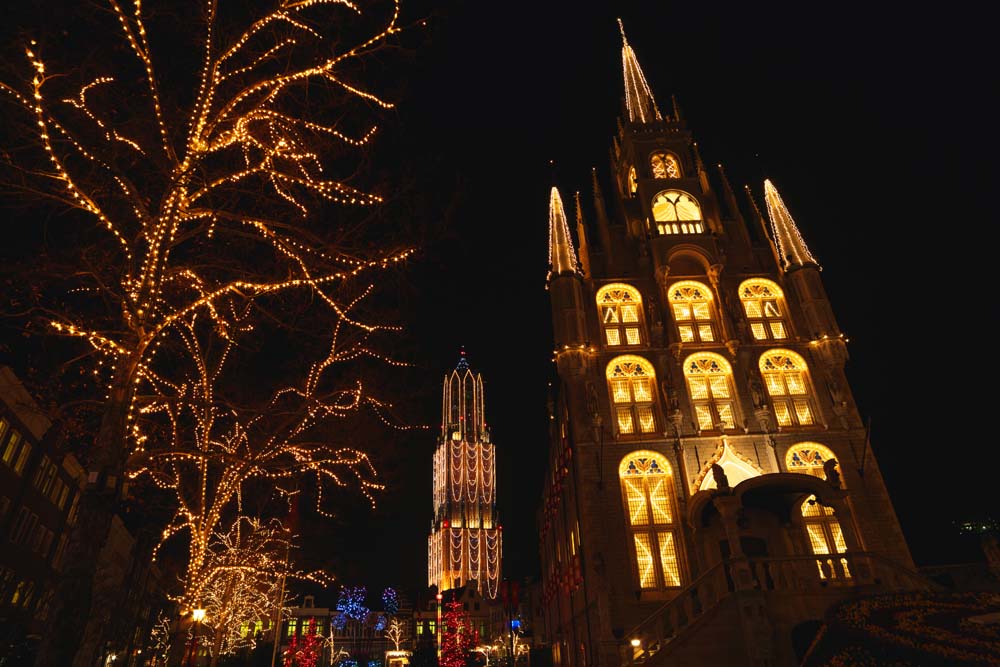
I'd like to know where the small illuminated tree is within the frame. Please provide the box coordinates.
[1,2,411,664]
[440,601,473,667]
[385,618,406,651]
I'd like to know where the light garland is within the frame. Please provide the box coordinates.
[618,19,662,124]
[764,179,819,269]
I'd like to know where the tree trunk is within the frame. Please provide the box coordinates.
[34,358,138,667]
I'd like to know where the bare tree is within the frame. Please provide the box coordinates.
[0,1,409,664]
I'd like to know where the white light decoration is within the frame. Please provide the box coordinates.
[547,187,580,280]
[428,354,501,599]
[618,19,662,124]
[764,179,819,269]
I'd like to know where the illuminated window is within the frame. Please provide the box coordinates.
[606,356,658,435]
[786,443,849,578]
[1,424,21,467]
[628,166,638,196]
[12,440,31,476]
[619,452,682,589]
[668,280,716,343]
[651,190,702,235]
[650,152,681,179]
[597,284,644,347]
[683,352,737,431]
[738,279,788,341]
[759,350,816,427]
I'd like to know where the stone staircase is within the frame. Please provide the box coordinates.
[619,552,934,667]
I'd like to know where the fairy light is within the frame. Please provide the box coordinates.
[618,19,662,124]
[428,357,501,599]
[764,179,819,269]
[547,186,580,280]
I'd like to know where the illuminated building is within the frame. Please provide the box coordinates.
[428,352,502,599]
[538,21,922,667]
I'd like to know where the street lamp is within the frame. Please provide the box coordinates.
[188,608,207,666]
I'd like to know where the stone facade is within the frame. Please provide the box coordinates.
[537,24,921,667]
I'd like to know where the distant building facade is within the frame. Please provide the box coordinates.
[427,352,502,599]
[537,24,925,667]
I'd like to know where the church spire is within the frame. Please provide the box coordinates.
[548,186,579,280]
[574,191,592,279]
[618,19,662,124]
[764,179,819,270]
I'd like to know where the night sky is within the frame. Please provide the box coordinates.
[2,0,996,603]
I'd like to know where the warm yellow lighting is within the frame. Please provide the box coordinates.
[764,179,818,269]
[192,608,206,623]
[619,452,681,589]
[606,356,657,434]
[630,639,641,648]
[683,353,736,430]
[650,152,681,179]
[651,190,702,234]
[668,281,716,343]
[759,350,815,427]
[597,284,644,347]
[739,279,788,341]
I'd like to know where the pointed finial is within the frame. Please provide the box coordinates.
[671,94,684,123]
[548,186,580,280]
[574,191,592,279]
[456,347,469,371]
[618,20,663,124]
[763,179,819,269]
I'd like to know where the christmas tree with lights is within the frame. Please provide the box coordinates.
[440,600,473,667]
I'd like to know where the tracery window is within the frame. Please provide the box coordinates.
[683,352,737,430]
[738,279,788,341]
[650,151,682,179]
[628,166,638,196]
[597,284,644,347]
[651,190,702,235]
[606,356,657,435]
[786,443,850,578]
[667,280,716,343]
[759,350,816,427]
[619,452,682,589]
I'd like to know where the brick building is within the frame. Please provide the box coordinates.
[537,23,926,667]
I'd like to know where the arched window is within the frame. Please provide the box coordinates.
[607,356,657,435]
[738,279,788,341]
[596,284,644,347]
[683,352,737,430]
[650,151,682,179]
[651,190,702,235]
[619,452,682,589]
[759,350,816,427]
[786,443,849,578]
[628,166,638,197]
[667,280,716,343]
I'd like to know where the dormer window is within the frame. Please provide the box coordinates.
[651,190,702,235]
[650,151,681,179]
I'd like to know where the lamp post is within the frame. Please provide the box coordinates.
[188,608,206,666]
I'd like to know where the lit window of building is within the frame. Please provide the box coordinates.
[650,151,681,179]
[596,284,644,347]
[759,349,816,427]
[738,278,788,341]
[785,443,849,578]
[606,355,658,435]
[619,451,682,589]
[682,352,737,431]
[667,280,716,343]
[651,190,702,235]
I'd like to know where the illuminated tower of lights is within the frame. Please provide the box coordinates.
[428,351,501,598]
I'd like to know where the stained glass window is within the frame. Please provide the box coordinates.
[606,356,657,434]
[786,442,850,579]
[651,190,703,235]
[619,452,682,589]
[738,279,788,341]
[668,281,716,343]
[650,152,682,179]
[683,352,737,430]
[760,350,816,427]
[597,284,644,348]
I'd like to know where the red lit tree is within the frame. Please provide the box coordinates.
[298,618,321,667]
[440,600,473,667]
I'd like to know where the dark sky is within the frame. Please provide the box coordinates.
[3,0,997,603]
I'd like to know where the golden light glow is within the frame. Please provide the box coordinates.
[764,179,819,269]
[785,442,849,578]
[759,350,815,427]
[596,284,643,347]
[606,356,657,435]
[548,187,580,279]
[618,19,662,124]
[683,352,736,431]
[738,279,788,341]
[650,152,681,179]
[651,190,703,235]
[668,280,716,343]
[619,452,681,588]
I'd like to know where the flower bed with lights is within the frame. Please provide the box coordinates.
[803,592,1000,666]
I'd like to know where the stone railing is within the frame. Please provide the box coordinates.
[621,552,932,665]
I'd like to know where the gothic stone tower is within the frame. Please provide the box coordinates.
[537,21,920,667]
[428,352,502,599]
